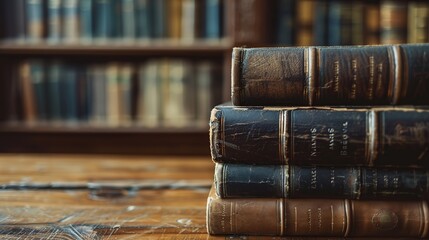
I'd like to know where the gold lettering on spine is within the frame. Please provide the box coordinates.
[311,167,317,189]
[328,128,335,150]
[307,208,312,232]
[351,59,357,99]
[334,61,340,93]
[369,56,375,100]
[310,128,317,157]
[220,202,226,232]
[377,63,383,94]
[317,208,323,231]
[340,122,349,156]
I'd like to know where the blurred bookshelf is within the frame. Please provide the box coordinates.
[0,0,427,155]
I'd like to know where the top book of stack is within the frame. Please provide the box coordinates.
[231,43,429,106]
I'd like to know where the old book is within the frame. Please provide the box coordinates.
[206,187,429,237]
[408,2,429,43]
[94,0,112,40]
[47,0,62,43]
[210,105,429,166]
[231,44,429,106]
[215,163,429,199]
[79,0,93,42]
[62,0,79,43]
[106,63,120,126]
[295,0,314,46]
[135,0,151,40]
[61,65,78,122]
[380,0,408,44]
[181,0,196,42]
[26,0,44,42]
[364,1,380,45]
[118,64,133,125]
[19,61,37,123]
[168,0,182,40]
[205,0,222,40]
[46,61,63,121]
[29,60,47,121]
[137,61,161,127]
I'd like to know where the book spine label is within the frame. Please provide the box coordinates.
[317,46,392,105]
[215,163,429,199]
[210,106,429,166]
[208,191,429,237]
[232,44,429,106]
[291,109,368,165]
[361,167,428,199]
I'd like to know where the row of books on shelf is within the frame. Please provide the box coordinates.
[0,0,223,44]
[280,0,429,45]
[8,59,221,127]
[206,43,429,237]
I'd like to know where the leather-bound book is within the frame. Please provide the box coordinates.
[231,43,429,106]
[206,187,429,237]
[215,163,429,199]
[210,105,429,166]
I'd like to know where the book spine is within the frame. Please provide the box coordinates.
[215,163,429,199]
[135,0,151,40]
[19,61,37,122]
[26,0,44,42]
[62,0,79,42]
[313,1,328,46]
[205,0,221,39]
[30,60,47,121]
[79,0,93,42]
[295,0,314,46]
[408,3,429,44]
[232,44,429,106]
[210,106,429,166]
[47,61,63,121]
[62,65,78,121]
[121,0,136,40]
[207,189,429,237]
[47,0,62,43]
[364,1,381,45]
[94,0,111,39]
[380,0,408,44]
[152,0,166,38]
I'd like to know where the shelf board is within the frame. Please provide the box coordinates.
[0,122,208,134]
[0,123,210,155]
[0,39,233,56]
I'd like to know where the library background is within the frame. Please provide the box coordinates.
[0,0,428,238]
[0,0,427,154]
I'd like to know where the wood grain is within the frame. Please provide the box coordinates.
[0,154,216,239]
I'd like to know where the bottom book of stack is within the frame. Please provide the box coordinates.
[207,187,428,237]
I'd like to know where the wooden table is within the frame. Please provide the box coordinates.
[0,154,223,239]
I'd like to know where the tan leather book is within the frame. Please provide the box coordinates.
[207,187,429,237]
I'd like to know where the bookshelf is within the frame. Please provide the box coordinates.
[0,0,273,155]
[0,0,427,155]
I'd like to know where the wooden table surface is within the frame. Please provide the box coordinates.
[0,154,222,239]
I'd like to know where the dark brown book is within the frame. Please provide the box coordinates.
[231,43,429,106]
[206,187,429,237]
[215,163,429,199]
[210,105,429,166]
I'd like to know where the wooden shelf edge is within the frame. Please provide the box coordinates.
[0,39,233,56]
[0,123,209,134]
[0,129,210,155]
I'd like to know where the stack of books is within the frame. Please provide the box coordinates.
[206,43,429,237]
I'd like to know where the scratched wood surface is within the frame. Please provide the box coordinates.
[0,154,225,239]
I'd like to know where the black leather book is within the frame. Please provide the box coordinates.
[210,105,429,166]
[215,163,429,199]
